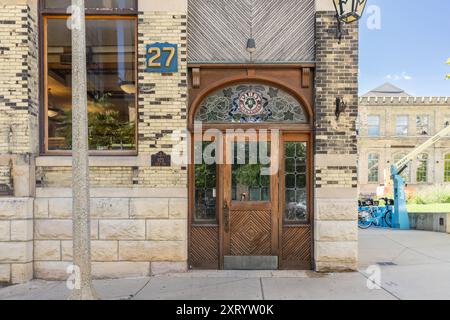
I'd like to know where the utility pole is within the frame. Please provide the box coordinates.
[68,0,97,300]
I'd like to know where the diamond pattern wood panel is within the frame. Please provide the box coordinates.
[281,227,311,267]
[230,209,272,256]
[190,226,219,269]
[188,0,315,63]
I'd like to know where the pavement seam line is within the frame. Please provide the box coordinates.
[382,233,450,264]
[128,278,152,300]
[259,278,265,300]
[357,270,401,300]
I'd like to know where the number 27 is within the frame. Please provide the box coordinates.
[148,47,176,68]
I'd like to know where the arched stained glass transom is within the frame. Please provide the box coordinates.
[195,84,308,123]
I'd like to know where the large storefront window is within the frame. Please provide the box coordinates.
[43,11,137,153]
[43,0,136,10]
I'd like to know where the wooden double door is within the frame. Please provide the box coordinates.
[189,132,312,270]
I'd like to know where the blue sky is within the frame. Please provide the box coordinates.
[359,0,450,96]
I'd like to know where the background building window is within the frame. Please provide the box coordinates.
[416,153,428,183]
[396,116,409,136]
[393,153,411,183]
[368,153,379,183]
[416,115,429,136]
[44,16,137,153]
[367,115,380,136]
[445,154,450,182]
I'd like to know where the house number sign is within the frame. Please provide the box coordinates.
[146,43,178,73]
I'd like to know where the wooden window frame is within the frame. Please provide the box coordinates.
[280,133,313,227]
[39,0,138,15]
[39,2,138,156]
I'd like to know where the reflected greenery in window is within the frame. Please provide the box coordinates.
[232,142,271,202]
[45,17,136,152]
[285,142,307,222]
[194,142,217,221]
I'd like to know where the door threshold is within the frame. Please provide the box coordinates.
[224,256,278,270]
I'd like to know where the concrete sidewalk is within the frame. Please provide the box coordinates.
[0,270,394,300]
[0,228,449,300]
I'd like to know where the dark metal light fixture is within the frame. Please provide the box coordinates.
[335,97,347,120]
[333,0,368,42]
[246,38,256,54]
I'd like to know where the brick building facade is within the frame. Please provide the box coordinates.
[0,0,359,284]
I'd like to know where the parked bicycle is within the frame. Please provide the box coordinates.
[358,198,394,229]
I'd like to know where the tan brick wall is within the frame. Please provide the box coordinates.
[0,2,38,284]
[314,11,359,272]
[0,4,39,155]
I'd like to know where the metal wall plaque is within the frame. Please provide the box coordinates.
[151,151,171,167]
[224,256,278,270]
[146,42,178,73]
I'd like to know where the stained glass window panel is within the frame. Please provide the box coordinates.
[195,84,307,124]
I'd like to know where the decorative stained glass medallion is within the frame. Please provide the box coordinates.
[195,85,307,123]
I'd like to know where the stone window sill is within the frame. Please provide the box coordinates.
[36,156,149,167]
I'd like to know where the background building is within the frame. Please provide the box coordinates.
[358,83,450,197]
[0,0,359,284]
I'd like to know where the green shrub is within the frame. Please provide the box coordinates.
[409,185,450,205]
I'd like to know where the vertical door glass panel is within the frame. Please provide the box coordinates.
[46,18,136,152]
[194,142,217,221]
[285,142,308,223]
[232,141,271,201]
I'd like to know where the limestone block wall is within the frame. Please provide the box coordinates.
[314,10,359,272]
[33,189,187,280]
[0,198,34,283]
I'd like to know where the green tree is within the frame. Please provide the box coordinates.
[446,58,450,80]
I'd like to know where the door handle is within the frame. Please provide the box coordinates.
[223,202,230,233]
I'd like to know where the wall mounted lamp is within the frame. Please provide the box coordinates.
[335,97,347,120]
[333,0,368,43]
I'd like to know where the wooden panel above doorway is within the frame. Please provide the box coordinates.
[188,65,315,129]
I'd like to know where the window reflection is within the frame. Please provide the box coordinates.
[232,142,271,202]
[285,142,307,222]
[46,17,136,152]
[194,142,217,221]
[44,0,136,10]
